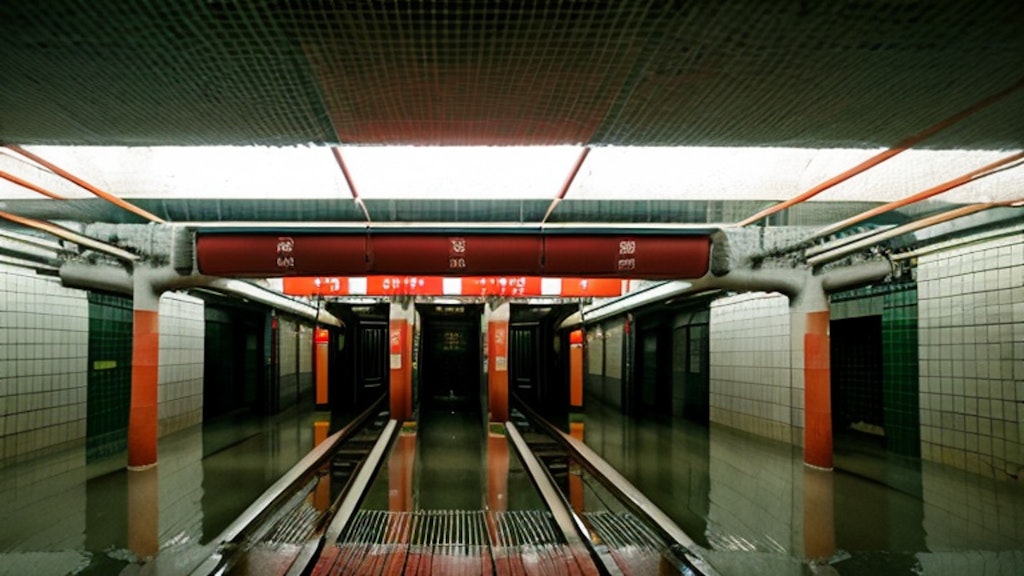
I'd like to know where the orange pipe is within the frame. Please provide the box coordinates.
[807,196,1024,266]
[541,146,590,224]
[738,77,1024,227]
[331,147,372,223]
[814,151,1024,238]
[0,209,138,260]
[5,145,166,223]
[0,170,66,199]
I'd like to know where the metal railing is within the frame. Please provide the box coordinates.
[512,396,720,576]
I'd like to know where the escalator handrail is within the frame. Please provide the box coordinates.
[322,418,399,543]
[505,421,622,576]
[208,395,387,548]
[512,396,719,576]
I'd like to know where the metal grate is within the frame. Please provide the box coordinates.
[0,1,1020,148]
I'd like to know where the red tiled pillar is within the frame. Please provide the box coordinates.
[389,303,415,420]
[487,303,510,422]
[129,275,161,470]
[569,330,584,409]
[314,327,330,407]
[796,306,833,469]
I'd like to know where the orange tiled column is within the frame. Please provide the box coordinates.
[129,275,161,470]
[389,303,414,420]
[569,330,584,408]
[314,327,330,406]
[796,307,833,469]
[487,303,510,422]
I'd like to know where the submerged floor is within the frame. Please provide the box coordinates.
[0,403,340,575]
[576,396,1024,576]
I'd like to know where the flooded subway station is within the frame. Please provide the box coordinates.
[1,2,1024,575]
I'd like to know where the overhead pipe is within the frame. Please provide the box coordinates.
[891,220,1024,261]
[0,170,67,200]
[5,145,166,223]
[331,147,371,223]
[541,146,590,225]
[194,230,712,279]
[0,228,67,253]
[810,151,1024,241]
[0,210,139,261]
[737,77,1024,227]
[807,198,1024,267]
[58,261,343,328]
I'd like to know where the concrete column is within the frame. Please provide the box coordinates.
[389,302,415,420]
[792,286,833,470]
[486,302,510,422]
[129,270,162,470]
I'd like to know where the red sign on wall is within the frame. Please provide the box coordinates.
[282,276,624,297]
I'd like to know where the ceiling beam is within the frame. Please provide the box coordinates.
[737,77,1024,227]
[5,145,166,223]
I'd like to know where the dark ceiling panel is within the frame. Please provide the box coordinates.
[0,1,1020,149]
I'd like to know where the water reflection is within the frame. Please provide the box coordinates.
[578,398,1024,575]
[0,404,323,574]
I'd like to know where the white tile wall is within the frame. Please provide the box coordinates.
[0,265,89,461]
[279,318,298,379]
[298,323,313,375]
[709,292,797,444]
[918,234,1023,479]
[158,293,205,437]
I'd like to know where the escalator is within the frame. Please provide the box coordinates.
[185,398,716,575]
